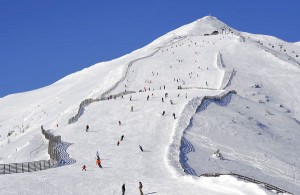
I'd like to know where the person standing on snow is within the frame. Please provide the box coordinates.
[139,182,143,195]
[122,183,126,195]
[119,121,122,126]
[147,95,149,101]
[82,165,87,171]
[172,113,176,119]
[162,111,165,116]
[86,125,89,132]
[139,145,144,152]
[131,106,133,112]
[117,141,120,146]
[121,135,124,141]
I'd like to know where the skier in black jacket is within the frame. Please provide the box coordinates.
[122,183,126,195]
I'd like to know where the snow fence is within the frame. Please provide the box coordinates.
[0,126,75,175]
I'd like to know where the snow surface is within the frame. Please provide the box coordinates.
[0,16,299,194]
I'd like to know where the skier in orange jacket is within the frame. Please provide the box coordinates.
[96,158,102,168]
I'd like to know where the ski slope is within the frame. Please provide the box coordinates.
[1,16,299,194]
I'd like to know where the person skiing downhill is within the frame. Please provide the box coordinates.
[96,158,102,168]
[86,125,89,132]
[119,121,121,126]
[139,182,143,195]
[117,141,120,146]
[122,183,126,195]
[121,135,124,141]
[82,165,86,171]
[172,113,176,119]
[162,111,165,116]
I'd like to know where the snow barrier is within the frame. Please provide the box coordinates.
[200,173,293,195]
[68,90,136,124]
[41,126,76,167]
[0,159,56,175]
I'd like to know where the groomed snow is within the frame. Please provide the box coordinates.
[0,16,299,194]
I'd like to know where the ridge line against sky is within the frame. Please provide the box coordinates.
[0,0,299,98]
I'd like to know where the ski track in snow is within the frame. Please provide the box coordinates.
[179,92,234,176]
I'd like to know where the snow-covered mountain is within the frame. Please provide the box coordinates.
[0,16,299,195]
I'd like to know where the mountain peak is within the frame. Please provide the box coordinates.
[166,16,235,38]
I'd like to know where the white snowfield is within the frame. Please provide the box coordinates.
[0,16,299,195]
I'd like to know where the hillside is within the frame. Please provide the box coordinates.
[0,16,299,194]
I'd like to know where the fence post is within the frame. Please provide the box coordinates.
[4,164,5,174]
[28,163,30,172]
[49,160,50,168]
[16,163,17,173]
[40,161,41,170]
[22,163,24,173]
[9,164,10,174]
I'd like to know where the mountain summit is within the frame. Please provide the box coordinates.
[171,16,232,36]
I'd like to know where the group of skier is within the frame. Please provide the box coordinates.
[122,182,143,195]
[81,83,183,194]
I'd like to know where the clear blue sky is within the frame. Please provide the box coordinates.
[1,0,299,98]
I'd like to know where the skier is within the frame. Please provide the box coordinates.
[96,151,99,159]
[162,98,164,102]
[172,113,176,119]
[86,125,89,132]
[119,121,122,126]
[147,95,149,101]
[139,182,143,195]
[139,145,144,152]
[96,158,102,168]
[121,135,124,141]
[131,106,133,112]
[170,100,173,105]
[122,183,126,195]
[162,111,165,116]
[164,85,165,90]
[82,165,86,171]
[117,141,120,146]
[130,95,132,101]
